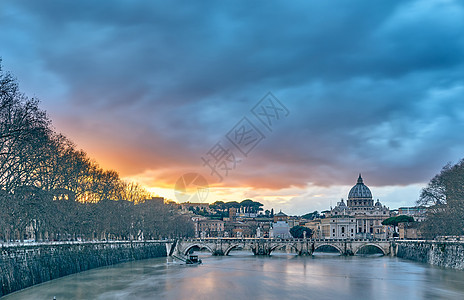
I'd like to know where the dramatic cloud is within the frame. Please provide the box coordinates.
[1,0,464,213]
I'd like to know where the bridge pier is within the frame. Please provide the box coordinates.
[251,240,271,255]
[213,240,225,256]
[343,241,354,256]
[213,249,225,256]
[343,249,354,256]
[391,242,398,257]
[296,240,312,256]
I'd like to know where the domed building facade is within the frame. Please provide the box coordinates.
[347,175,373,207]
[321,175,390,239]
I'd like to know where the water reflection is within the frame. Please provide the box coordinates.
[4,254,464,300]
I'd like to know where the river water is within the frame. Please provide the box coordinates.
[4,252,464,300]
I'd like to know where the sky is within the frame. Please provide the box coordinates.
[1,0,464,215]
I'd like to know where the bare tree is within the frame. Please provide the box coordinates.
[0,61,194,242]
[418,160,464,238]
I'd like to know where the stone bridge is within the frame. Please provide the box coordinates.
[169,238,394,256]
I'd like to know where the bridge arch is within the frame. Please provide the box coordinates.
[269,244,285,254]
[313,243,343,254]
[269,244,279,253]
[224,244,245,255]
[269,243,299,255]
[183,243,214,256]
[354,243,386,256]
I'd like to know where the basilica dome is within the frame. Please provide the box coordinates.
[348,174,372,199]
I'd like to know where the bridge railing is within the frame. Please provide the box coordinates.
[0,239,173,248]
[395,239,464,244]
[182,237,392,243]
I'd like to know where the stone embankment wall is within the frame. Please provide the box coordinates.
[0,241,167,297]
[396,240,464,270]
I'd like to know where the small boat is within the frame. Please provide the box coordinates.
[186,254,202,264]
[172,254,202,264]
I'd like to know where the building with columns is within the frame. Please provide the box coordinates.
[322,174,390,239]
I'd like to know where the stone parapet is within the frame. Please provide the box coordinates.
[0,241,167,297]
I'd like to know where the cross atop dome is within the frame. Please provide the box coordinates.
[357,173,363,184]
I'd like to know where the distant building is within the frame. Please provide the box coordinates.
[287,217,301,228]
[304,219,321,238]
[274,210,288,222]
[229,207,237,221]
[195,219,224,238]
[270,221,291,239]
[225,221,254,238]
[321,215,356,239]
[270,211,291,238]
[398,222,422,239]
[256,221,272,238]
[398,206,427,222]
[322,175,391,239]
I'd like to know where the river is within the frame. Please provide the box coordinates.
[3,252,464,300]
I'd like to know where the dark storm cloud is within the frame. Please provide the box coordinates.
[1,0,464,189]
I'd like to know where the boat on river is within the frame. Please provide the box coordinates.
[186,254,202,264]
[172,253,202,265]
